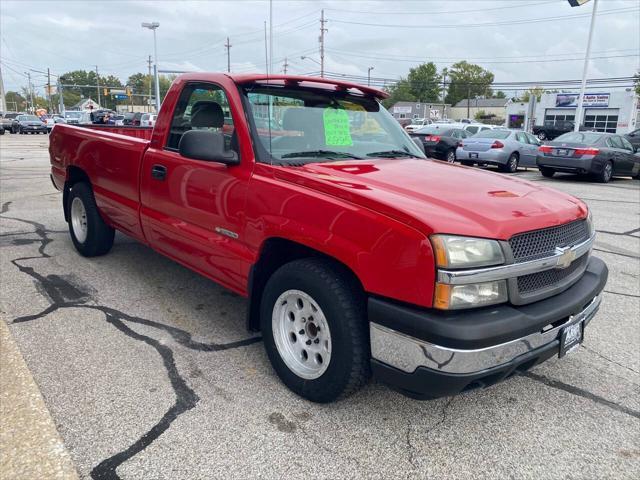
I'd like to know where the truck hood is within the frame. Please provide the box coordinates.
[275,158,587,239]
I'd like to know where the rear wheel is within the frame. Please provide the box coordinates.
[500,153,519,173]
[260,258,370,403]
[67,182,115,256]
[445,149,456,163]
[537,131,547,141]
[539,167,555,178]
[595,161,613,183]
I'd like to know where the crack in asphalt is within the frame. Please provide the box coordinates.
[604,289,640,298]
[596,228,640,238]
[593,248,640,260]
[520,372,640,420]
[2,200,261,479]
[580,344,640,375]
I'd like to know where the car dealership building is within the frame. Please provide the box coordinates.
[532,90,638,134]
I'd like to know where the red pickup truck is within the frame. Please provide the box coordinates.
[49,73,607,403]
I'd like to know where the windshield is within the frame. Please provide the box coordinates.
[242,85,424,163]
[65,112,81,119]
[415,126,450,135]
[21,115,40,121]
[474,129,511,139]
[554,132,602,144]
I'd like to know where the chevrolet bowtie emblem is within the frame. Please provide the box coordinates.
[555,246,576,269]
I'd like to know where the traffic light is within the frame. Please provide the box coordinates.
[104,88,108,96]
[125,87,132,97]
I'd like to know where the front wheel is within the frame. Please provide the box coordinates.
[68,182,115,256]
[260,258,370,403]
[537,132,547,141]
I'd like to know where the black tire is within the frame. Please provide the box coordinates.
[537,131,547,141]
[260,258,370,403]
[539,167,555,178]
[445,149,456,163]
[595,161,613,183]
[500,153,519,173]
[67,182,115,256]
[461,160,474,167]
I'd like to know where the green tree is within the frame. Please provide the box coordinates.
[634,71,640,96]
[521,86,544,102]
[382,79,416,109]
[493,90,506,99]
[5,91,26,111]
[444,61,494,106]
[406,62,442,103]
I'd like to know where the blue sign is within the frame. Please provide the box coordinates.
[113,94,129,100]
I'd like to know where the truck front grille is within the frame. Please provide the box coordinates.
[509,219,589,263]
[516,254,588,294]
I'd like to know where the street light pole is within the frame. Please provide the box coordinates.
[367,66,374,87]
[573,0,598,132]
[142,22,161,112]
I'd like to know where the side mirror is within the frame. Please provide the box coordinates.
[412,136,425,154]
[179,130,239,165]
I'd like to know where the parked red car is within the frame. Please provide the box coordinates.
[49,73,607,402]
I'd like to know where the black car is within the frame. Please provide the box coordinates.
[11,114,48,134]
[532,120,574,141]
[409,125,469,163]
[624,128,640,150]
[536,131,639,183]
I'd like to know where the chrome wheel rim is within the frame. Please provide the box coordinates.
[272,289,332,380]
[604,163,612,181]
[446,151,455,163]
[509,156,518,172]
[70,197,88,243]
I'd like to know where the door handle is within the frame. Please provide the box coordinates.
[151,164,167,181]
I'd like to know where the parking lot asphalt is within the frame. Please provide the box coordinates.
[1,133,639,480]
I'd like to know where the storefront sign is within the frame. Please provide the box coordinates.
[555,93,610,108]
[393,106,412,114]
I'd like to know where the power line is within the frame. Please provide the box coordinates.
[326,0,556,15]
[329,7,638,29]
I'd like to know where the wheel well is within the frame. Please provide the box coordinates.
[511,151,519,159]
[245,238,363,332]
[63,166,90,221]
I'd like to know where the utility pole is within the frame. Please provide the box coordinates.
[95,65,101,107]
[147,55,153,112]
[319,9,327,77]
[25,71,32,112]
[467,85,471,119]
[47,67,53,112]
[264,21,269,74]
[0,64,6,113]
[269,0,273,74]
[225,37,232,73]
[58,79,65,115]
[283,57,289,74]
[441,68,448,104]
[367,66,374,86]
[573,0,599,132]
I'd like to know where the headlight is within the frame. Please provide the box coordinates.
[434,281,508,310]
[431,235,505,269]
[586,210,595,237]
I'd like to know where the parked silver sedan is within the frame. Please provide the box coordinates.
[456,129,542,173]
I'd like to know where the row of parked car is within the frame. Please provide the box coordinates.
[0,110,158,134]
[407,122,640,183]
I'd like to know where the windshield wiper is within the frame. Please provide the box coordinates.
[366,150,421,159]
[281,150,364,160]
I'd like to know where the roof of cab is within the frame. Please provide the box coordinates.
[173,72,388,99]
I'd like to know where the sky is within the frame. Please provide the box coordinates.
[1,0,639,96]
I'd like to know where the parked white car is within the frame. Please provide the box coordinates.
[140,113,157,127]
[405,118,432,133]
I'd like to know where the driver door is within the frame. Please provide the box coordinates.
[139,82,251,293]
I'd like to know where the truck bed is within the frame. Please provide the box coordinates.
[80,124,154,140]
[49,124,150,241]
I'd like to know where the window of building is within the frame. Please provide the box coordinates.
[544,114,575,125]
[584,114,618,133]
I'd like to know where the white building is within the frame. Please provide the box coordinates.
[533,90,638,134]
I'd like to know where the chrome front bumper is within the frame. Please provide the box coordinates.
[370,294,602,375]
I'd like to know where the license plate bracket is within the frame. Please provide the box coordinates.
[469,152,478,159]
[559,320,583,358]
[554,148,569,156]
